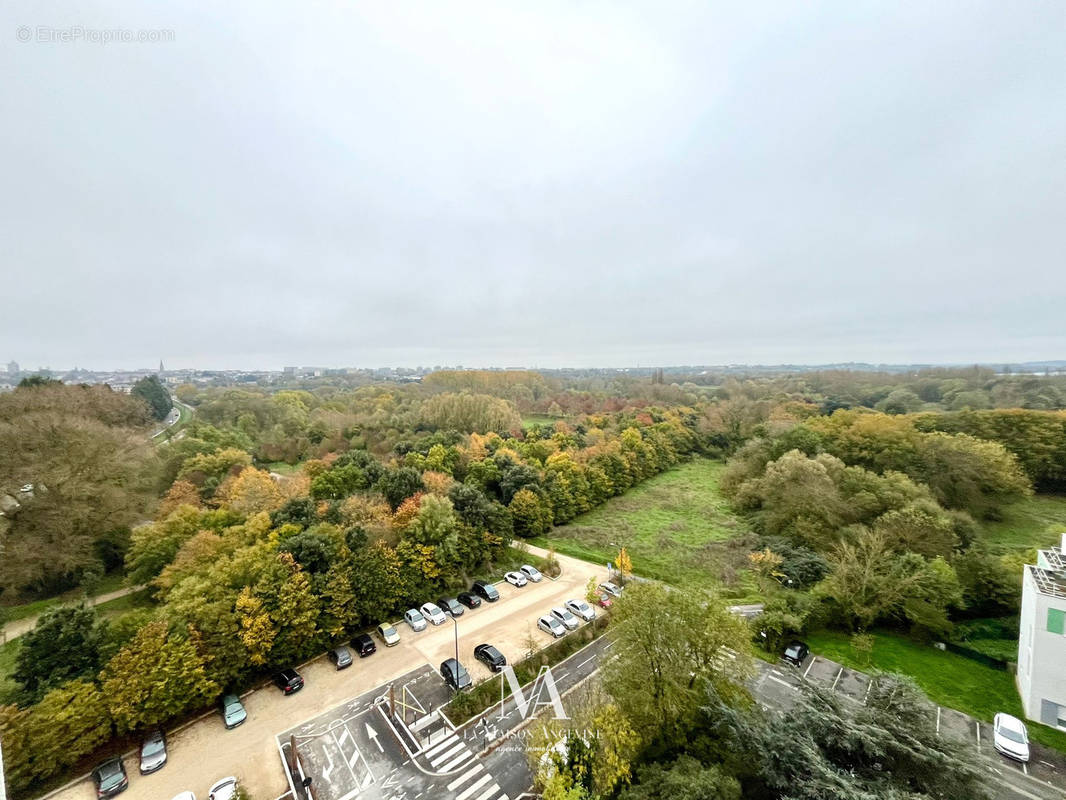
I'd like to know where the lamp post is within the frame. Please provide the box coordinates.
[451,614,459,690]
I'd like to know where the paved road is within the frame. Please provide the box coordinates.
[275,633,611,800]
[39,550,606,800]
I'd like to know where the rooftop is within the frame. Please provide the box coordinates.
[1030,533,1066,600]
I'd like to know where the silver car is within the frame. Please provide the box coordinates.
[377,622,401,646]
[220,694,247,729]
[538,615,566,638]
[520,564,543,582]
[599,581,623,597]
[139,729,167,774]
[565,598,596,622]
[550,607,579,631]
[404,608,427,632]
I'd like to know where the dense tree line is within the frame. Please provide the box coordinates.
[131,375,173,421]
[0,405,698,795]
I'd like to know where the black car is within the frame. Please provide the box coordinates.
[328,646,354,669]
[92,758,129,798]
[457,591,482,609]
[474,643,506,672]
[471,579,500,602]
[438,597,465,617]
[782,640,810,667]
[440,658,472,690]
[352,633,377,657]
[274,668,305,694]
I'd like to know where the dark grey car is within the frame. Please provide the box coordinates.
[328,646,354,669]
[92,758,128,798]
[139,730,167,774]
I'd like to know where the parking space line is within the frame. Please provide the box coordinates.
[767,673,796,689]
[831,667,843,690]
[803,657,817,678]
[975,721,981,754]
[936,706,941,735]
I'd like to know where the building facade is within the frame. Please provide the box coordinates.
[1017,533,1066,730]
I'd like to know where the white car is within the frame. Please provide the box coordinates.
[599,581,623,598]
[550,607,579,631]
[505,571,528,587]
[171,794,196,800]
[520,564,543,582]
[403,609,427,632]
[565,598,596,622]
[993,713,1030,762]
[538,615,566,638]
[420,602,447,625]
[208,778,238,800]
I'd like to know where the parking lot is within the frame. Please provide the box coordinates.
[753,654,1066,800]
[41,547,604,800]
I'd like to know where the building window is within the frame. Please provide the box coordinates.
[1049,608,1066,635]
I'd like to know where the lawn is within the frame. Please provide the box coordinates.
[0,572,126,624]
[260,460,305,475]
[978,492,1066,553]
[805,629,1066,753]
[521,414,561,429]
[529,458,758,600]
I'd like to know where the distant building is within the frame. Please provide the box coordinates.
[283,366,297,376]
[1017,533,1066,731]
[159,360,164,375]
[7,360,18,376]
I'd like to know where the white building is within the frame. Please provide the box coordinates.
[1017,533,1066,731]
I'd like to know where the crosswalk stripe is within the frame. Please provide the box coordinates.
[438,750,474,772]
[430,742,468,767]
[473,785,501,800]
[455,773,493,800]
[423,734,458,759]
[446,763,484,791]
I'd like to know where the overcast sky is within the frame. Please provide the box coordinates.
[2,2,1063,370]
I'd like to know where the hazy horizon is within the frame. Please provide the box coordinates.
[3,2,1064,370]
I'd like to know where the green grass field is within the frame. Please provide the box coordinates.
[805,629,1066,753]
[977,492,1066,553]
[521,414,560,429]
[529,458,758,600]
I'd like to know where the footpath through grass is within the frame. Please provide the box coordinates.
[806,629,1066,753]
[529,458,757,600]
[0,572,126,624]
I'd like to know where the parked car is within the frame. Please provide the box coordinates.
[92,758,129,798]
[472,579,500,602]
[438,597,465,617]
[596,594,613,609]
[171,793,196,800]
[565,598,596,622]
[993,713,1031,762]
[520,564,544,582]
[220,693,247,729]
[474,643,507,672]
[404,608,427,632]
[440,658,472,690]
[273,668,304,695]
[421,602,447,625]
[208,777,238,800]
[550,606,579,631]
[139,729,167,774]
[782,640,810,667]
[328,646,354,669]
[505,571,528,587]
[377,622,401,646]
[457,591,482,609]
[599,581,623,597]
[352,633,377,657]
[538,615,566,638]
